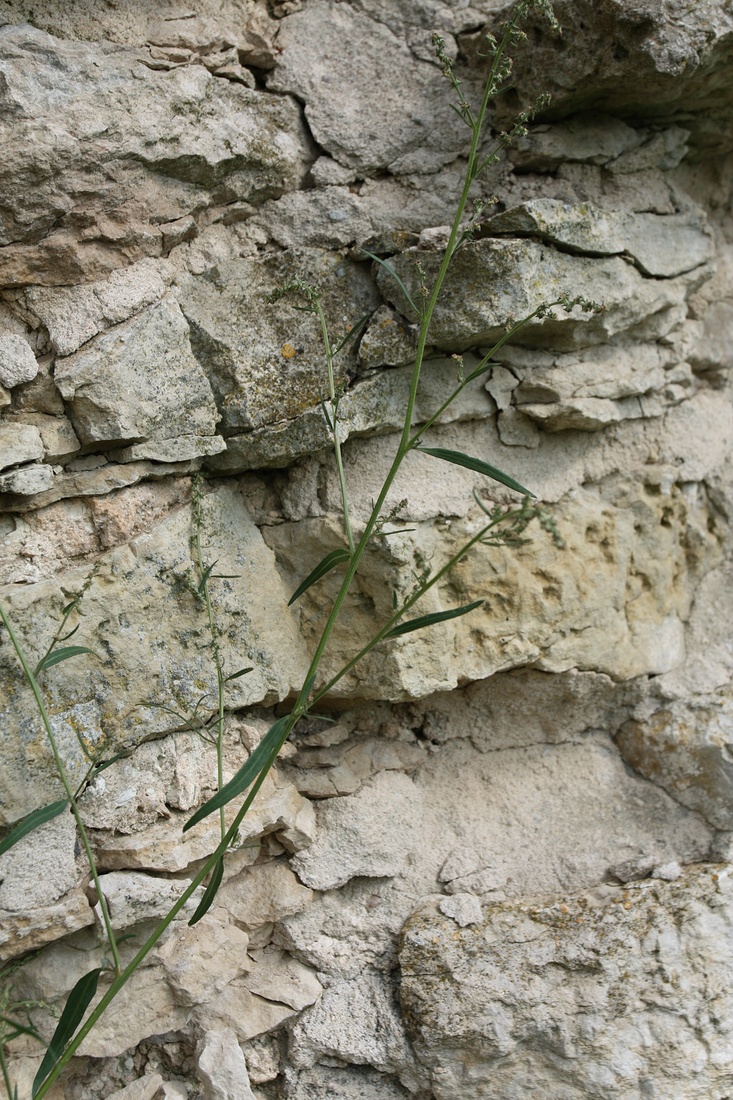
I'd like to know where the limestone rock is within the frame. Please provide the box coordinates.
[54,299,220,458]
[268,0,468,174]
[242,947,322,1012]
[104,1075,164,1100]
[0,484,309,824]
[0,464,53,495]
[13,415,80,463]
[157,915,251,1008]
[192,980,299,1043]
[216,860,313,932]
[0,26,312,285]
[180,251,379,435]
[197,1029,256,1100]
[486,198,714,278]
[0,334,38,388]
[399,865,733,1099]
[506,0,733,155]
[289,971,418,1087]
[95,871,203,930]
[377,236,707,351]
[0,423,44,472]
[617,687,733,831]
[286,1066,411,1100]
[208,355,492,473]
[24,260,173,357]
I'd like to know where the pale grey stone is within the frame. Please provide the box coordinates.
[0,809,78,912]
[180,251,378,435]
[13,414,80,463]
[114,435,226,464]
[95,870,204,929]
[197,1029,256,1100]
[0,463,53,495]
[438,892,483,926]
[400,865,733,1099]
[242,947,322,1011]
[377,237,705,352]
[486,199,714,278]
[0,423,44,472]
[0,334,39,388]
[268,0,468,174]
[104,1074,164,1100]
[54,299,220,454]
[0,25,311,285]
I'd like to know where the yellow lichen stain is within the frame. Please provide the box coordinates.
[281,343,296,359]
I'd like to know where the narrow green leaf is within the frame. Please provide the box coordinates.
[385,600,485,639]
[188,856,224,926]
[332,310,374,356]
[0,1016,45,1043]
[288,548,351,606]
[224,667,254,683]
[32,969,102,1097]
[90,749,133,777]
[59,624,80,643]
[183,715,291,832]
[418,447,535,497]
[35,646,96,675]
[197,561,217,594]
[360,249,421,317]
[0,800,68,858]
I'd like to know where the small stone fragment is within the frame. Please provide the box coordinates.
[438,892,483,927]
[0,423,44,472]
[0,464,53,495]
[0,334,39,388]
[104,1074,164,1100]
[196,1028,256,1100]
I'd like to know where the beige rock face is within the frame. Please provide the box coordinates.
[0,0,732,1098]
[400,865,733,1100]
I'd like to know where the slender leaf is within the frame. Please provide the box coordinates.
[32,969,102,1097]
[35,646,96,675]
[59,624,80,643]
[288,548,351,606]
[418,447,535,497]
[0,801,68,858]
[188,856,224,926]
[183,715,291,832]
[0,1016,44,1043]
[385,600,485,639]
[196,561,217,593]
[360,249,421,317]
[332,310,374,356]
[224,667,254,683]
[89,749,133,777]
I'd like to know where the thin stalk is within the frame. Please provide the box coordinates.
[0,1042,16,1100]
[409,299,566,447]
[289,20,523,713]
[0,606,122,978]
[31,728,285,1100]
[315,300,354,554]
[310,504,530,705]
[193,518,226,843]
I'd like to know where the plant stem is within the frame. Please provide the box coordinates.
[0,605,122,978]
[0,1042,16,1100]
[315,300,354,554]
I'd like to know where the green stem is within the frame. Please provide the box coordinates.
[0,1042,16,1100]
[193,516,226,843]
[0,605,122,978]
[310,504,529,705]
[315,299,354,554]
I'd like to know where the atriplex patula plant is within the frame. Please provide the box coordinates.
[0,2,604,1095]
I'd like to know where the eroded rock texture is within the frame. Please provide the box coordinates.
[1,0,732,1097]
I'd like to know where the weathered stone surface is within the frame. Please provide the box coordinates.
[13,414,80,463]
[286,1066,411,1100]
[0,423,44,471]
[400,865,733,1099]
[486,198,714,278]
[0,463,53,495]
[268,0,469,174]
[180,251,379,435]
[24,259,173,357]
[208,355,492,473]
[197,1029,256,1100]
[105,1075,164,1100]
[0,334,38,388]
[96,870,203,930]
[378,235,708,351]
[506,0,733,155]
[54,298,221,458]
[242,947,322,1012]
[0,484,309,824]
[0,25,312,285]
[617,687,733,831]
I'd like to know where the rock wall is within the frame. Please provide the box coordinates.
[1,1,732,1098]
